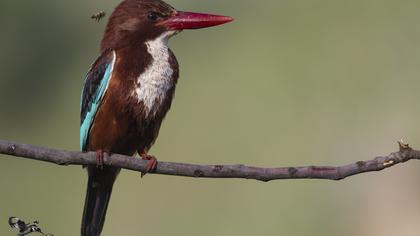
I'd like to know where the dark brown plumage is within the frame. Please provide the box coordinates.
[86,45,179,158]
[100,0,175,53]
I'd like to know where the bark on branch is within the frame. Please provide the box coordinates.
[0,139,419,181]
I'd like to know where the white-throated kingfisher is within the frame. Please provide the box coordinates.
[79,0,233,235]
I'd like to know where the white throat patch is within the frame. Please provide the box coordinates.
[133,31,176,116]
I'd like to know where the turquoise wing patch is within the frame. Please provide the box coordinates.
[80,51,116,151]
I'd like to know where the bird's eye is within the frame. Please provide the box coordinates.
[147,11,158,21]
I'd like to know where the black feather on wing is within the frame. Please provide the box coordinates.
[80,52,114,124]
[80,51,115,150]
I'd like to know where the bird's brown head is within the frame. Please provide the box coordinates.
[100,0,233,52]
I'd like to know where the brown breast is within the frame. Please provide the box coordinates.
[87,46,179,156]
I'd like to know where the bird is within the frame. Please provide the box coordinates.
[79,0,233,235]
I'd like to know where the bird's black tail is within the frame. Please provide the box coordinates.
[81,167,119,236]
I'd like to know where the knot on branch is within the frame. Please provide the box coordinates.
[397,139,414,162]
[398,139,411,152]
[194,169,204,177]
[9,144,17,154]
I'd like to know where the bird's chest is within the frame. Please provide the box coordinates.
[131,39,175,118]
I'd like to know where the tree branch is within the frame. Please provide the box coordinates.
[0,139,419,181]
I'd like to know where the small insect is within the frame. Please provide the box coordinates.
[91,11,106,22]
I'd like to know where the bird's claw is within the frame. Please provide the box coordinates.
[140,154,157,177]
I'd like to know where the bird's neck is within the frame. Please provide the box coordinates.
[117,32,179,118]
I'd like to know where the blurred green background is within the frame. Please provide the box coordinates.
[1,0,420,235]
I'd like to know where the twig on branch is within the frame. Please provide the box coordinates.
[0,139,419,181]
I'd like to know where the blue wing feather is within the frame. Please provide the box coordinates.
[80,51,116,151]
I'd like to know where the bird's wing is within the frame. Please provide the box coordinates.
[80,51,116,151]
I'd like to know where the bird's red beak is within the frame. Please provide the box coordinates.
[161,11,233,30]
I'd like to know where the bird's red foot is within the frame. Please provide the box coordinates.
[140,153,157,177]
[96,150,105,168]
